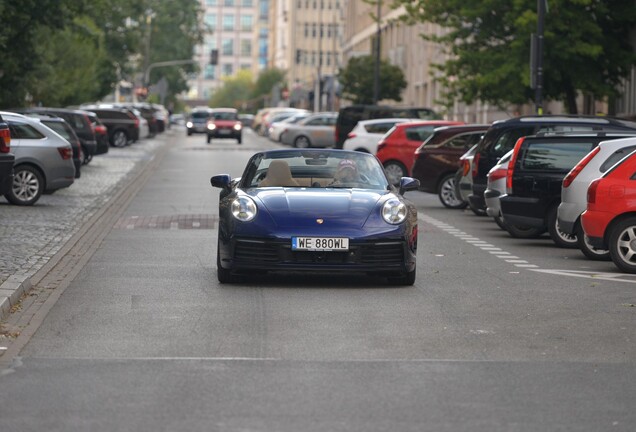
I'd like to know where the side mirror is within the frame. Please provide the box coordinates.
[210,174,231,189]
[399,177,420,195]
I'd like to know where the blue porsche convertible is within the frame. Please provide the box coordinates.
[210,149,419,285]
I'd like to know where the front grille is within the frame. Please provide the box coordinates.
[234,239,279,263]
[359,241,404,264]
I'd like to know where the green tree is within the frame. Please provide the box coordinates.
[210,70,255,108]
[338,55,407,104]
[249,68,287,110]
[391,0,636,113]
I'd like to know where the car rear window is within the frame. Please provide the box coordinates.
[599,145,636,172]
[405,125,435,141]
[522,142,595,171]
[8,122,45,139]
[42,121,72,140]
[364,122,397,134]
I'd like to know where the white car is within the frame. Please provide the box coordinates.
[269,112,311,142]
[558,136,636,260]
[454,144,486,215]
[485,150,513,230]
[342,118,414,154]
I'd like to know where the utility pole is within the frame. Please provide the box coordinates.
[314,1,323,112]
[535,0,545,115]
[372,0,381,105]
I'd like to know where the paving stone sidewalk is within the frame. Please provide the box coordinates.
[0,130,172,317]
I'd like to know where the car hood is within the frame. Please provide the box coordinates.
[252,189,386,228]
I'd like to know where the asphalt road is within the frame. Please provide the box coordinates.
[1,128,635,431]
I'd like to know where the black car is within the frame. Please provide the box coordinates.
[335,104,439,149]
[18,107,102,164]
[500,132,636,247]
[470,115,636,213]
[28,113,83,179]
[0,114,15,196]
[85,107,140,147]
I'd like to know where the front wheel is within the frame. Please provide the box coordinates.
[111,130,128,147]
[383,161,407,185]
[438,174,467,209]
[576,223,610,261]
[548,206,578,248]
[5,165,44,206]
[506,223,545,239]
[82,146,93,165]
[608,218,636,273]
[207,135,212,144]
[294,136,311,148]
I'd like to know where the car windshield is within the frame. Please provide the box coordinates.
[191,111,210,119]
[212,111,238,120]
[241,150,389,190]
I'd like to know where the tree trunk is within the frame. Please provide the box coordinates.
[564,82,578,114]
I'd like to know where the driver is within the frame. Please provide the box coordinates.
[330,159,363,185]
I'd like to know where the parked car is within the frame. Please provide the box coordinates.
[500,132,636,246]
[0,114,15,197]
[335,104,440,149]
[484,150,514,230]
[469,115,636,213]
[581,150,636,272]
[210,148,420,284]
[238,114,254,129]
[558,137,636,260]
[19,107,102,164]
[268,112,311,142]
[342,118,415,154]
[411,124,489,208]
[280,112,338,148]
[25,113,82,179]
[375,120,464,184]
[186,107,212,136]
[0,111,75,205]
[206,108,242,144]
[454,144,480,213]
[262,110,309,138]
[254,107,305,136]
[85,112,110,156]
[83,106,140,147]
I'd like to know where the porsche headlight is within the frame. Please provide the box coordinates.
[382,198,407,224]
[231,196,257,221]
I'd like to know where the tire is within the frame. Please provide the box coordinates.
[389,268,416,286]
[294,135,311,148]
[111,130,128,148]
[438,174,467,209]
[548,206,578,248]
[608,217,636,273]
[494,214,508,230]
[217,242,235,283]
[237,135,242,145]
[5,165,44,206]
[505,223,546,239]
[187,130,192,136]
[575,222,610,261]
[383,161,407,185]
[207,135,212,144]
[82,146,92,165]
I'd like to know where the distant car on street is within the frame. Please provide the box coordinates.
[186,108,212,136]
[268,112,311,142]
[206,108,242,144]
[280,112,338,148]
[0,111,75,206]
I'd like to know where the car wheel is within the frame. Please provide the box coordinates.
[217,243,235,284]
[237,135,242,145]
[111,130,128,147]
[187,130,192,136]
[548,206,578,248]
[5,165,44,206]
[494,214,508,230]
[389,268,416,286]
[505,223,545,239]
[294,136,311,148]
[82,146,92,165]
[608,217,636,273]
[207,135,212,144]
[383,161,407,185]
[438,174,467,209]
[575,223,610,261]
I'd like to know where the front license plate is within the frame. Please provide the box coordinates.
[292,237,349,251]
[219,129,231,134]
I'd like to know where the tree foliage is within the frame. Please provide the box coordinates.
[210,70,255,108]
[338,55,407,104]
[249,68,287,110]
[390,0,636,113]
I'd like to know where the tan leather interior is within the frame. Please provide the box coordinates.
[259,160,300,187]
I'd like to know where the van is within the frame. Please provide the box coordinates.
[335,105,439,149]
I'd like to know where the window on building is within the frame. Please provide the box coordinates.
[240,15,253,32]
[297,0,302,8]
[223,15,235,31]
[222,38,234,55]
[240,39,252,56]
[242,0,253,6]
[206,0,218,5]
[205,14,217,31]
[204,65,216,80]
[326,52,331,66]
[240,64,251,70]
[304,23,309,38]
[223,64,234,76]
[224,0,234,6]
[311,23,316,38]
[320,24,324,37]
[259,1,268,20]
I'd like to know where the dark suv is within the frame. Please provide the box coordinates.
[85,107,140,147]
[0,114,15,196]
[187,108,212,136]
[470,115,636,212]
[500,132,636,247]
[335,105,439,149]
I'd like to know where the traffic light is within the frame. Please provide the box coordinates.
[210,49,218,65]
[295,49,302,65]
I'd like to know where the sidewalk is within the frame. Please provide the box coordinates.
[0,130,173,319]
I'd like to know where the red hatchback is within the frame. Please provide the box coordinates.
[376,120,464,184]
[581,150,636,272]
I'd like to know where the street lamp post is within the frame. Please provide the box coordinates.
[373,0,381,105]
[535,0,545,115]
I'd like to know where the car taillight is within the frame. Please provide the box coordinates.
[57,146,73,160]
[347,133,356,139]
[128,113,139,128]
[506,137,525,194]
[488,167,507,182]
[462,159,470,176]
[95,125,107,135]
[471,152,480,179]
[563,146,600,188]
[587,178,601,204]
[0,127,10,153]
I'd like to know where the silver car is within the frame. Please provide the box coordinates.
[280,112,338,148]
[558,136,636,260]
[454,144,486,215]
[1,111,75,206]
[485,149,513,230]
[268,112,311,142]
